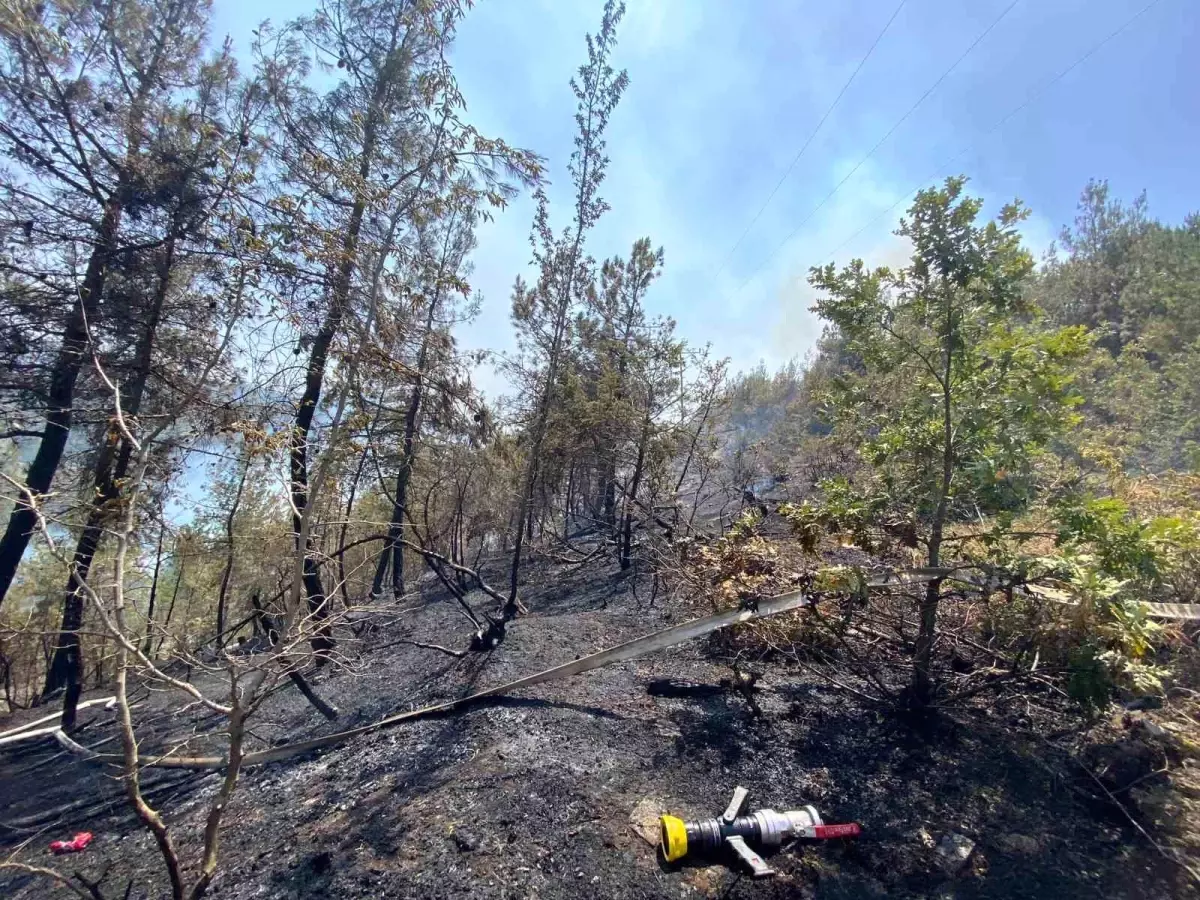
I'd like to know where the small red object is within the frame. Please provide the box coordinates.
[49,832,93,854]
[813,823,862,839]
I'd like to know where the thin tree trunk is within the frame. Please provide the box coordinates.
[675,378,720,495]
[45,231,175,726]
[215,454,251,644]
[372,217,453,601]
[109,496,186,900]
[910,291,955,709]
[621,396,653,570]
[187,699,248,900]
[601,316,635,533]
[156,556,185,659]
[563,460,575,540]
[142,524,166,657]
[336,399,381,610]
[378,380,421,602]
[509,110,599,610]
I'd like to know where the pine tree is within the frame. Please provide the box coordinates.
[507,0,628,609]
[255,0,538,655]
[0,0,220,609]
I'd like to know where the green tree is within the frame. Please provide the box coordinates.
[0,0,221,610]
[506,0,628,607]
[255,0,537,657]
[807,176,1090,708]
[1041,181,1200,471]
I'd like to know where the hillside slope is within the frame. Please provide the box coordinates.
[1,555,1188,899]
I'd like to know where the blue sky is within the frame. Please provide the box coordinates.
[211,0,1199,398]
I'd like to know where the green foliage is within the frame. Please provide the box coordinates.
[779,478,884,553]
[808,177,1090,551]
[729,178,1200,714]
[1056,554,1167,711]
[1042,181,1200,471]
[803,177,1099,705]
[1055,496,1161,582]
[1040,493,1200,707]
[726,507,764,542]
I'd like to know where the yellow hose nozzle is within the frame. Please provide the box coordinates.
[659,814,689,862]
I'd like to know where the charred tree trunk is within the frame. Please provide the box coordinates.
[250,591,280,646]
[602,455,618,530]
[215,454,251,644]
[289,46,398,658]
[289,196,372,660]
[0,0,184,612]
[155,551,186,660]
[0,198,121,611]
[372,380,420,602]
[290,308,353,661]
[337,396,382,610]
[44,231,175,728]
[142,523,166,657]
[371,222,450,602]
[620,395,653,570]
[563,460,576,539]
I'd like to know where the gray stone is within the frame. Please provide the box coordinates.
[936,833,975,874]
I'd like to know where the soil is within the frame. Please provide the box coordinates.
[1,553,1193,899]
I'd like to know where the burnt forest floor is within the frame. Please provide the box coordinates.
[1,548,1195,900]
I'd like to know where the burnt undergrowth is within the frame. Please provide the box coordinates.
[1,549,1195,899]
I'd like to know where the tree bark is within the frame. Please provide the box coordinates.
[621,396,653,570]
[336,396,382,610]
[44,231,175,726]
[156,554,186,659]
[508,82,604,612]
[371,219,453,601]
[215,454,250,643]
[0,0,183,612]
[142,523,166,657]
[288,43,397,658]
[909,289,955,709]
[0,198,120,611]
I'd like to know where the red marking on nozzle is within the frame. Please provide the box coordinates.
[813,823,861,839]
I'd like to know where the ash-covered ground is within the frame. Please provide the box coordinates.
[1,554,1188,899]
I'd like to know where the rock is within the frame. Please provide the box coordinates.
[917,827,936,849]
[1139,718,1170,740]
[629,798,666,846]
[683,864,730,897]
[452,829,478,852]
[1123,695,1164,711]
[995,833,1040,855]
[935,833,975,874]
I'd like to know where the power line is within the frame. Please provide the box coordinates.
[713,0,907,280]
[735,0,1022,295]
[818,0,1166,266]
